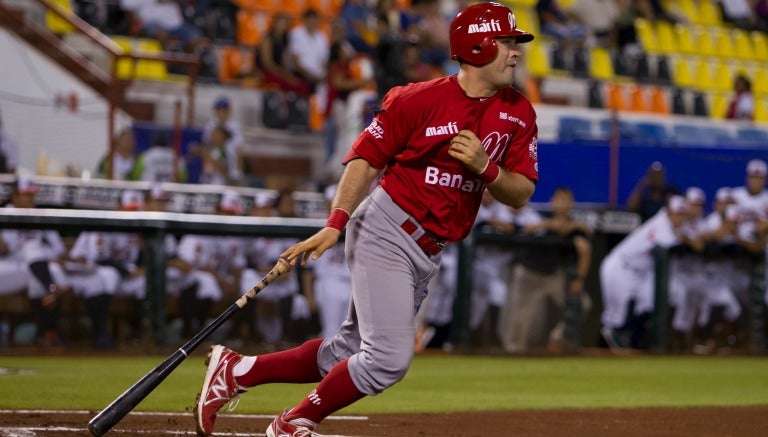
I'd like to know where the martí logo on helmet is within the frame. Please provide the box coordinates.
[468,19,501,34]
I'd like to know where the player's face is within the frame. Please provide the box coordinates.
[480,37,521,89]
[747,173,766,194]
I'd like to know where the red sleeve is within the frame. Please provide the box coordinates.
[501,111,539,183]
[342,86,413,168]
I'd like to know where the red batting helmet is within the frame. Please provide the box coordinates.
[449,2,534,66]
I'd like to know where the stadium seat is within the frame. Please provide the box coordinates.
[558,116,595,142]
[236,10,264,47]
[589,47,614,81]
[634,121,670,145]
[219,46,244,84]
[672,57,695,88]
[699,0,723,26]
[712,62,732,92]
[714,29,735,59]
[605,82,627,111]
[634,18,658,53]
[525,42,551,78]
[513,7,539,38]
[674,0,700,24]
[731,29,754,60]
[693,60,715,91]
[736,127,768,144]
[654,21,677,55]
[752,31,768,62]
[136,39,168,81]
[45,0,75,35]
[111,36,136,79]
[693,26,715,57]
[708,91,728,119]
[629,84,649,112]
[674,24,695,55]
[755,98,768,123]
[649,86,670,114]
[754,67,768,97]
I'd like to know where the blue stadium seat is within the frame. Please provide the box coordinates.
[598,119,637,142]
[673,124,732,146]
[558,116,598,141]
[736,127,768,144]
[634,122,670,145]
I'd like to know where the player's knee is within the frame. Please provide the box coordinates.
[351,348,413,394]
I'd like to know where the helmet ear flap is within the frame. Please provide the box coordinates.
[471,36,498,65]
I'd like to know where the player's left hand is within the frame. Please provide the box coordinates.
[448,130,489,174]
[281,227,341,266]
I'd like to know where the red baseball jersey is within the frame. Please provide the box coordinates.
[344,75,539,242]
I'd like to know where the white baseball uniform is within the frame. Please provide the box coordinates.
[307,243,351,339]
[66,232,121,299]
[600,208,683,329]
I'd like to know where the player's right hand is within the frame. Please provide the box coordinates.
[281,227,341,266]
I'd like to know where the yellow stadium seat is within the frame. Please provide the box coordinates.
[713,28,734,58]
[754,67,768,97]
[712,62,732,92]
[524,42,551,78]
[513,8,539,38]
[634,18,658,53]
[708,92,728,119]
[675,24,695,55]
[693,60,714,91]
[752,31,768,61]
[46,0,75,35]
[111,36,136,79]
[672,57,694,88]
[699,0,723,26]
[507,0,538,6]
[136,39,168,81]
[654,21,677,54]
[731,29,754,60]
[675,0,700,24]
[589,47,613,80]
[693,26,715,56]
[754,98,768,123]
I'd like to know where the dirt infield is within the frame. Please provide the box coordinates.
[2,406,768,437]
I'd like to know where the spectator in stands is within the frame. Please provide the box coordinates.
[95,127,137,180]
[202,96,244,174]
[499,187,592,354]
[340,0,377,55]
[402,37,433,84]
[134,0,209,52]
[725,74,755,121]
[626,161,679,222]
[129,130,188,182]
[323,40,375,176]
[536,0,590,47]
[567,0,621,47]
[413,0,451,69]
[192,125,235,185]
[288,8,330,93]
[0,108,18,174]
[254,13,313,97]
[718,0,768,32]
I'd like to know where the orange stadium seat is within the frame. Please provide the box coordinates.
[629,84,649,112]
[219,46,244,84]
[649,86,670,114]
[605,82,627,111]
[237,10,264,47]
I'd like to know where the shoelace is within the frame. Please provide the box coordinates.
[293,428,315,437]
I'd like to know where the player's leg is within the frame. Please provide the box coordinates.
[599,257,634,349]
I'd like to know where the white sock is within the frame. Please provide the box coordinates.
[233,356,256,378]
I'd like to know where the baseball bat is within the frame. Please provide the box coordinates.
[87,258,292,436]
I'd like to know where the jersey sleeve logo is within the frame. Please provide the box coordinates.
[365,118,384,139]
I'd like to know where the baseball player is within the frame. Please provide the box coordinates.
[600,195,691,350]
[194,3,538,436]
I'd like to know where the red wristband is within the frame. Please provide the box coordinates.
[479,160,500,184]
[325,208,350,231]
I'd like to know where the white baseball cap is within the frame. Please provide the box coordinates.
[746,159,767,176]
[667,195,688,214]
[715,187,733,203]
[254,191,277,208]
[685,187,706,205]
